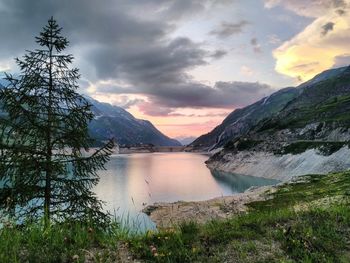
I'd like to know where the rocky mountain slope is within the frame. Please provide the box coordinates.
[204,65,350,180]
[191,66,349,151]
[190,87,300,150]
[85,96,181,146]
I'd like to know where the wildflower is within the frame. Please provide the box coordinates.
[150,244,157,255]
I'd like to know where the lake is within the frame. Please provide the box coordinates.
[94,152,278,231]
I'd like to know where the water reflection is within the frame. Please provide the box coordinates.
[94,153,279,231]
[210,170,278,193]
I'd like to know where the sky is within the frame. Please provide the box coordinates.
[0,0,349,139]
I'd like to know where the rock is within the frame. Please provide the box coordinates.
[206,147,350,181]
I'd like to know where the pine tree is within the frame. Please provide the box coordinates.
[0,17,114,226]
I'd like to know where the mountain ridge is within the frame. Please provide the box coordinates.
[0,85,180,146]
[191,65,350,151]
[85,96,181,146]
[205,65,350,181]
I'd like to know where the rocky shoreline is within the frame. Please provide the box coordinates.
[143,185,277,228]
[142,146,350,228]
[206,147,350,181]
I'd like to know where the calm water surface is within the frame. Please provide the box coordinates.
[94,152,278,230]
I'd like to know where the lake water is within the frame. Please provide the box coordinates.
[94,152,278,231]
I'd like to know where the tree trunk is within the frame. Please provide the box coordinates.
[44,26,54,228]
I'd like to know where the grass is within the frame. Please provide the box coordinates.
[0,220,130,263]
[275,140,350,155]
[224,139,263,151]
[128,206,350,262]
[129,171,350,262]
[1,171,350,262]
[260,94,350,132]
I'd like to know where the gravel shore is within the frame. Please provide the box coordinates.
[143,185,277,228]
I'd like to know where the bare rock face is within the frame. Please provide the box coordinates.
[207,147,350,181]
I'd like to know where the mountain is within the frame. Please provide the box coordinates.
[298,66,349,89]
[175,136,197,146]
[190,87,300,150]
[257,66,350,129]
[191,65,350,151]
[205,65,350,181]
[248,65,350,151]
[0,80,179,146]
[85,96,181,146]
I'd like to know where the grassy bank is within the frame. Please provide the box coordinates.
[0,220,132,263]
[1,171,350,262]
[129,171,350,262]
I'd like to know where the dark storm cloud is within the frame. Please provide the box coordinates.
[88,37,208,82]
[0,0,271,114]
[0,0,171,64]
[155,81,274,109]
[321,22,335,36]
[95,77,274,113]
[109,80,274,116]
[210,20,250,38]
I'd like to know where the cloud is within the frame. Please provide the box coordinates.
[210,49,228,59]
[0,0,241,112]
[0,0,274,118]
[250,38,262,53]
[141,109,231,118]
[321,21,335,35]
[172,112,230,118]
[271,0,350,81]
[336,8,347,15]
[268,34,282,45]
[94,79,274,116]
[147,81,273,110]
[240,65,254,76]
[88,36,208,83]
[209,20,250,38]
[137,102,174,116]
[264,0,281,8]
[333,54,350,67]
[111,96,145,109]
[264,0,347,17]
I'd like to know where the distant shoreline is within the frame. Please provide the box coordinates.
[117,145,194,154]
